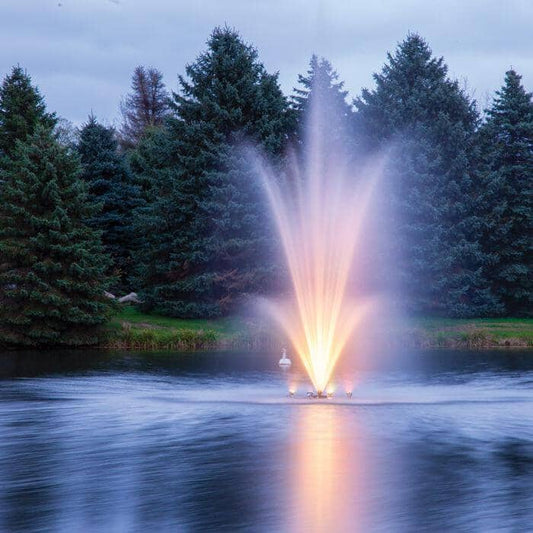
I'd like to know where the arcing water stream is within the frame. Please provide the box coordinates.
[260,92,381,394]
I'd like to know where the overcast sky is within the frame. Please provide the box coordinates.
[1,0,532,126]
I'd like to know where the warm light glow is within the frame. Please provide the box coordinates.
[289,408,364,532]
[259,100,380,392]
[344,377,356,394]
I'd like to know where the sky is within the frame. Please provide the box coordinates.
[1,0,532,126]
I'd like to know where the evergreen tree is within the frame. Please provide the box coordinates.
[478,70,533,315]
[128,123,174,203]
[120,66,170,149]
[355,33,499,316]
[292,55,353,149]
[0,126,111,346]
[0,66,56,159]
[135,27,292,317]
[77,115,142,292]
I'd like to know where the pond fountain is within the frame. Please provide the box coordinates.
[2,349,531,531]
[259,92,382,397]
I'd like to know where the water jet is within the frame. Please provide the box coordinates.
[260,90,381,394]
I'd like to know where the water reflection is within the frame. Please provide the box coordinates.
[0,350,532,531]
[289,406,365,532]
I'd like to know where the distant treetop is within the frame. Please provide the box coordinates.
[119,66,170,150]
[0,65,57,158]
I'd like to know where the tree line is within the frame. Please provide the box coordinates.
[0,27,531,346]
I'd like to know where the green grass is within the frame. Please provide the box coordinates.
[402,316,533,347]
[108,306,243,335]
[103,306,279,351]
[102,306,533,350]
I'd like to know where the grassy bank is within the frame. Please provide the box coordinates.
[103,307,533,351]
[103,306,279,351]
[389,317,533,348]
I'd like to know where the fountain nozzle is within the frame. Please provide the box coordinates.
[306,390,330,399]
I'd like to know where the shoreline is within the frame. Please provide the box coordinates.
[1,307,531,351]
[98,307,533,351]
[98,338,533,351]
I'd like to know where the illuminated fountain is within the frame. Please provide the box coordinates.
[259,92,381,397]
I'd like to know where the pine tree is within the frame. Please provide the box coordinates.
[78,115,142,292]
[128,123,174,203]
[292,55,353,149]
[135,27,292,317]
[0,66,56,159]
[478,70,533,315]
[355,33,499,316]
[0,126,111,346]
[119,66,170,149]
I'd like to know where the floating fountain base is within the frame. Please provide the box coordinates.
[306,391,331,399]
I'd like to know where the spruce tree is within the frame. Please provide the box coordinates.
[0,126,111,346]
[478,70,533,315]
[128,123,174,203]
[355,33,499,316]
[135,27,292,317]
[0,66,56,159]
[78,115,142,292]
[292,55,353,149]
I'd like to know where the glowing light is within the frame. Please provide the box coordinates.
[289,408,364,531]
[259,96,380,393]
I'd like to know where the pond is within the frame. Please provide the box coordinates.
[0,349,532,532]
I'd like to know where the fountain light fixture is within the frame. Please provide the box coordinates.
[298,389,353,400]
[306,390,331,399]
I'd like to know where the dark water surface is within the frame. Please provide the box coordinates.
[0,349,532,532]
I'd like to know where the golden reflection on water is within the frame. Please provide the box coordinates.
[288,406,365,533]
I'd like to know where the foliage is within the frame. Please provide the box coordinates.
[1,32,531,331]
[292,54,353,150]
[127,123,174,202]
[0,126,111,346]
[119,66,170,149]
[77,115,143,291]
[354,33,500,317]
[0,66,56,160]
[478,70,533,316]
[134,26,292,317]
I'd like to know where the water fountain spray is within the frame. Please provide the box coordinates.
[258,91,381,396]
